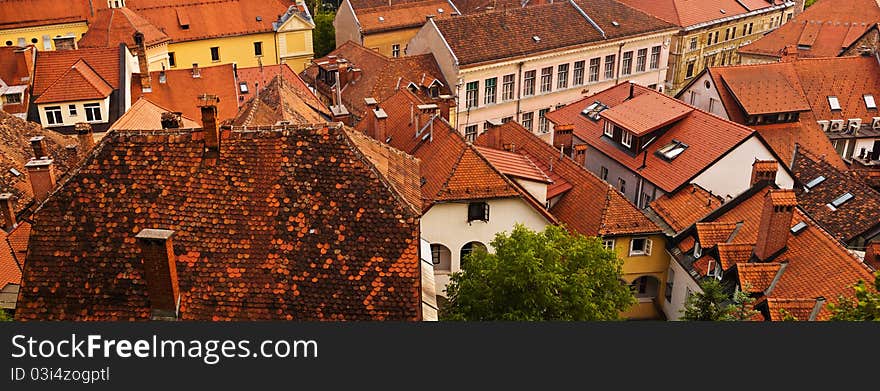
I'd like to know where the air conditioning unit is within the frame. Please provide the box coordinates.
[872,117,880,129]
[848,118,862,130]
[817,120,830,131]
[829,119,844,132]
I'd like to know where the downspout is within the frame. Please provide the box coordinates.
[515,61,524,121]
[614,42,624,85]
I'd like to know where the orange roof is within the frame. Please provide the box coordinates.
[695,222,738,248]
[111,98,201,131]
[650,184,723,233]
[474,146,551,183]
[547,83,755,193]
[78,7,170,49]
[716,242,752,270]
[599,92,693,136]
[737,262,782,293]
[33,47,121,96]
[0,0,91,29]
[0,230,20,290]
[619,0,787,28]
[769,188,798,206]
[476,121,660,236]
[767,298,828,321]
[739,0,880,59]
[34,60,113,104]
[356,0,457,33]
[0,46,33,87]
[132,64,239,123]
[236,64,329,117]
[718,65,811,115]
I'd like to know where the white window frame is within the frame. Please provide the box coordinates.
[602,239,615,250]
[694,242,702,258]
[629,237,652,257]
[391,44,400,58]
[603,121,614,137]
[84,103,102,122]
[44,106,63,126]
[621,131,633,148]
[68,104,77,116]
[501,74,515,101]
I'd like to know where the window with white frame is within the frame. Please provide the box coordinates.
[464,125,477,142]
[538,108,550,133]
[465,81,479,108]
[521,112,533,131]
[44,106,62,125]
[629,237,653,256]
[636,48,647,73]
[502,74,515,101]
[621,51,633,75]
[600,166,608,180]
[828,96,841,111]
[540,67,552,93]
[573,60,585,85]
[484,77,497,105]
[603,121,614,137]
[604,54,615,79]
[617,177,626,193]
[602,238,615,250]
[588,58,600,83]
[84,103,102,122]
[621,131,632,147]
[3,93,21,104]
[650,46,661,69]
[391,44,400,58]
[68,104,77,116]
[557,64,569,89]
[689,37,698,50]
[523,70,536,96]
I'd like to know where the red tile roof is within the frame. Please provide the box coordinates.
[600,92,693,136]
[695,222,738,248]
[233,73,329,126]
[737,262,782,293]
[433,0,676,66]
[716,242,752,270]
[33,59,113,104]
[717,64,811,115]
[0,0,91,29]
[15,123,424,321]
[236,64,329,118]
[547,83,755,193]
[355,0,457,34]
[618,0,787,28]
[739,0,880,59]
[474,146,551,183]
[111,98,201,131]
[132,64,239,123]
[792,146,880,243]
[32,47,121,96]
[0,229,20,290]
[650,184,724,233]
[0,46,33,87]
[78,7,170,49]
[476,121,660,236]
[766,298,827,321]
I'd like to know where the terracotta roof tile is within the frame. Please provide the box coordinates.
[15,123,423,321]
[33,47,121,96]
[547,83,755,193]
[0,46,33,87]
[739,0,880,58]
[233,74,329,126]
[767,298,827,321]
[718,65,811,115]
[716,242,752,270]
[78,7,170,49]
[132,64,239,123]
[600,93,693,136]
[434,0,676,66]
[474,146,551,183]
[619,0,786,27]
[695,222,738,248]
[737,262,782,293]
[0,230,20,290]
[792,147,880,243]
[111,98,201,131]
[33,60,113,104]
[0,0,91,29]
[356,0,457,34]
[650,184,724,233]
[237,64,329,118]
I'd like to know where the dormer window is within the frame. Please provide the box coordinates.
[656,140,688,161]
[693,241,702,258]
[621,131,633,148]
[603,121,614,137]
[865,94,876,110]
[828,96,841,111]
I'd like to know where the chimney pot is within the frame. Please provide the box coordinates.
[29,136,47,159]
[160,112,184,129]
[136,229,180,320]
[24,158,56,203]
[75,122,95,152]
[0,193,16,230]
[754,189,797,261]
[198,94,220,155]
[750,160,778,187]
[554,123,574,157]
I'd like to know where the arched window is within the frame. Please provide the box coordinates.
[460,241,487,269]
[430,244,451,272]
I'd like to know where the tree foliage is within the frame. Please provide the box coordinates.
[441,224,635,321]
[828,273,880,321]
[0,309,11,322]
[728,284,760,321]
[682,279,733,321]
[312,10,336,59]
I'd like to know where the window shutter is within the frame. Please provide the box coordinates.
[645,239,653,256]
[483,203,490,221]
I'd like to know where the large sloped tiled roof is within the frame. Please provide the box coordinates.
[15,123,424,321]
[78,6,170,49]
[0,46,33,87]
[547,83,755,193]
[739,0,880,59]
[476,121,660,237]
[0,111,77,214]
[650,184,724,233]
[110,98,201,131]
[354,0,457,34]
[474,146,551,183]
[600,93,693,136]
[132,64,239,123]
[237,64,330,118]
[233,74,329,126]
[33,59,113,104]
[618,0,787,28]
[792,146,880,243]
[0,0,91,29]
[433,0,676,66]
[32,47,121,97]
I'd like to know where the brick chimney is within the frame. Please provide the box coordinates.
[554,124,574,157]
[30,136,47,158]
[198,94,220,155]
[0,193,16,230]
[573,144,588,167]
[750,160,778,187]
[161,112,183,129]
[24,158,56,203]
[754,189,797,261]
[781,45,799,62]
[865,240,880,271]
[75,122,95,152]
[136,229,180,320]
[373,106,388,143]
[133,32,152,92]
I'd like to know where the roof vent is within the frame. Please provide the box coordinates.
[378,16,385,22]
[611,21,619,27]
[438,8,444,13]
[532,36,541,42]
[256,16,262,22]
[720,9,726,14]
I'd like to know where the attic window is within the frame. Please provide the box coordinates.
[828,96,841,111]
[827,192,854,210]
[656,140,689,161]
[9,168,21,177]
[581,101,608,121]
[804,175,825,190]
[239,82,249,94]
[790,221,808,234]
[532,36,541,42]
[256,16,262,22]
[865,94,877,110]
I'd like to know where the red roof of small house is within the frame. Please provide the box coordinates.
[546,83,755,193]
[0,229,20,291]
[132,64,239,123]
[32,47,121,96]
[33,59,113,104]
[475,121,660,237]
[78,6,170,49]
[474,146,552,183]
[618,0,788,28]
[236,64,329,117]
[716,64,811,115]
[739,0,880,59]
[15,123,424,321]
[600,92,694,136]
[0,46,33,87]
[737,262,782,293]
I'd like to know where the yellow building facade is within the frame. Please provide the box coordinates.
[363,29,419,58]
[608,234,671,320]
[0,22,88,51]
[166,32,279,71]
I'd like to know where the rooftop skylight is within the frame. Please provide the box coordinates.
[865,94,876,110]
[804,175,825,190]
[828,96,841,111]
[581,101,608,121]
[827,192,854,211]
[656,140,688,161]
[790,221,807,234]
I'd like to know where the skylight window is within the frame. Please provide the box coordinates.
[831,192,854,207]
[581,101,608,121]
[865,94,876,110]
[532,36,541,42]
[378,16,385,22]
[656,140,689,161]
[804,175,825,190]
[828,96,841,111]
[239,82,248,94]
[8,168,21,177]
[790,221,807,234]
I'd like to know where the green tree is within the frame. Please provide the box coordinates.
[441,224,635,321]
[828,273,880,321]
[729,284,760,321]
[312,10,336,58]
[682,279,734,321]
[0,309,11,322]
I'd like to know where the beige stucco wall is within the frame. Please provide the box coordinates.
[0,21,88,51]
[276,15,315,72]
[663,254,703,320]
[334,0,364,48]
[37,97,111,128]
[0,284,19,309]
[678,71,730,118]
